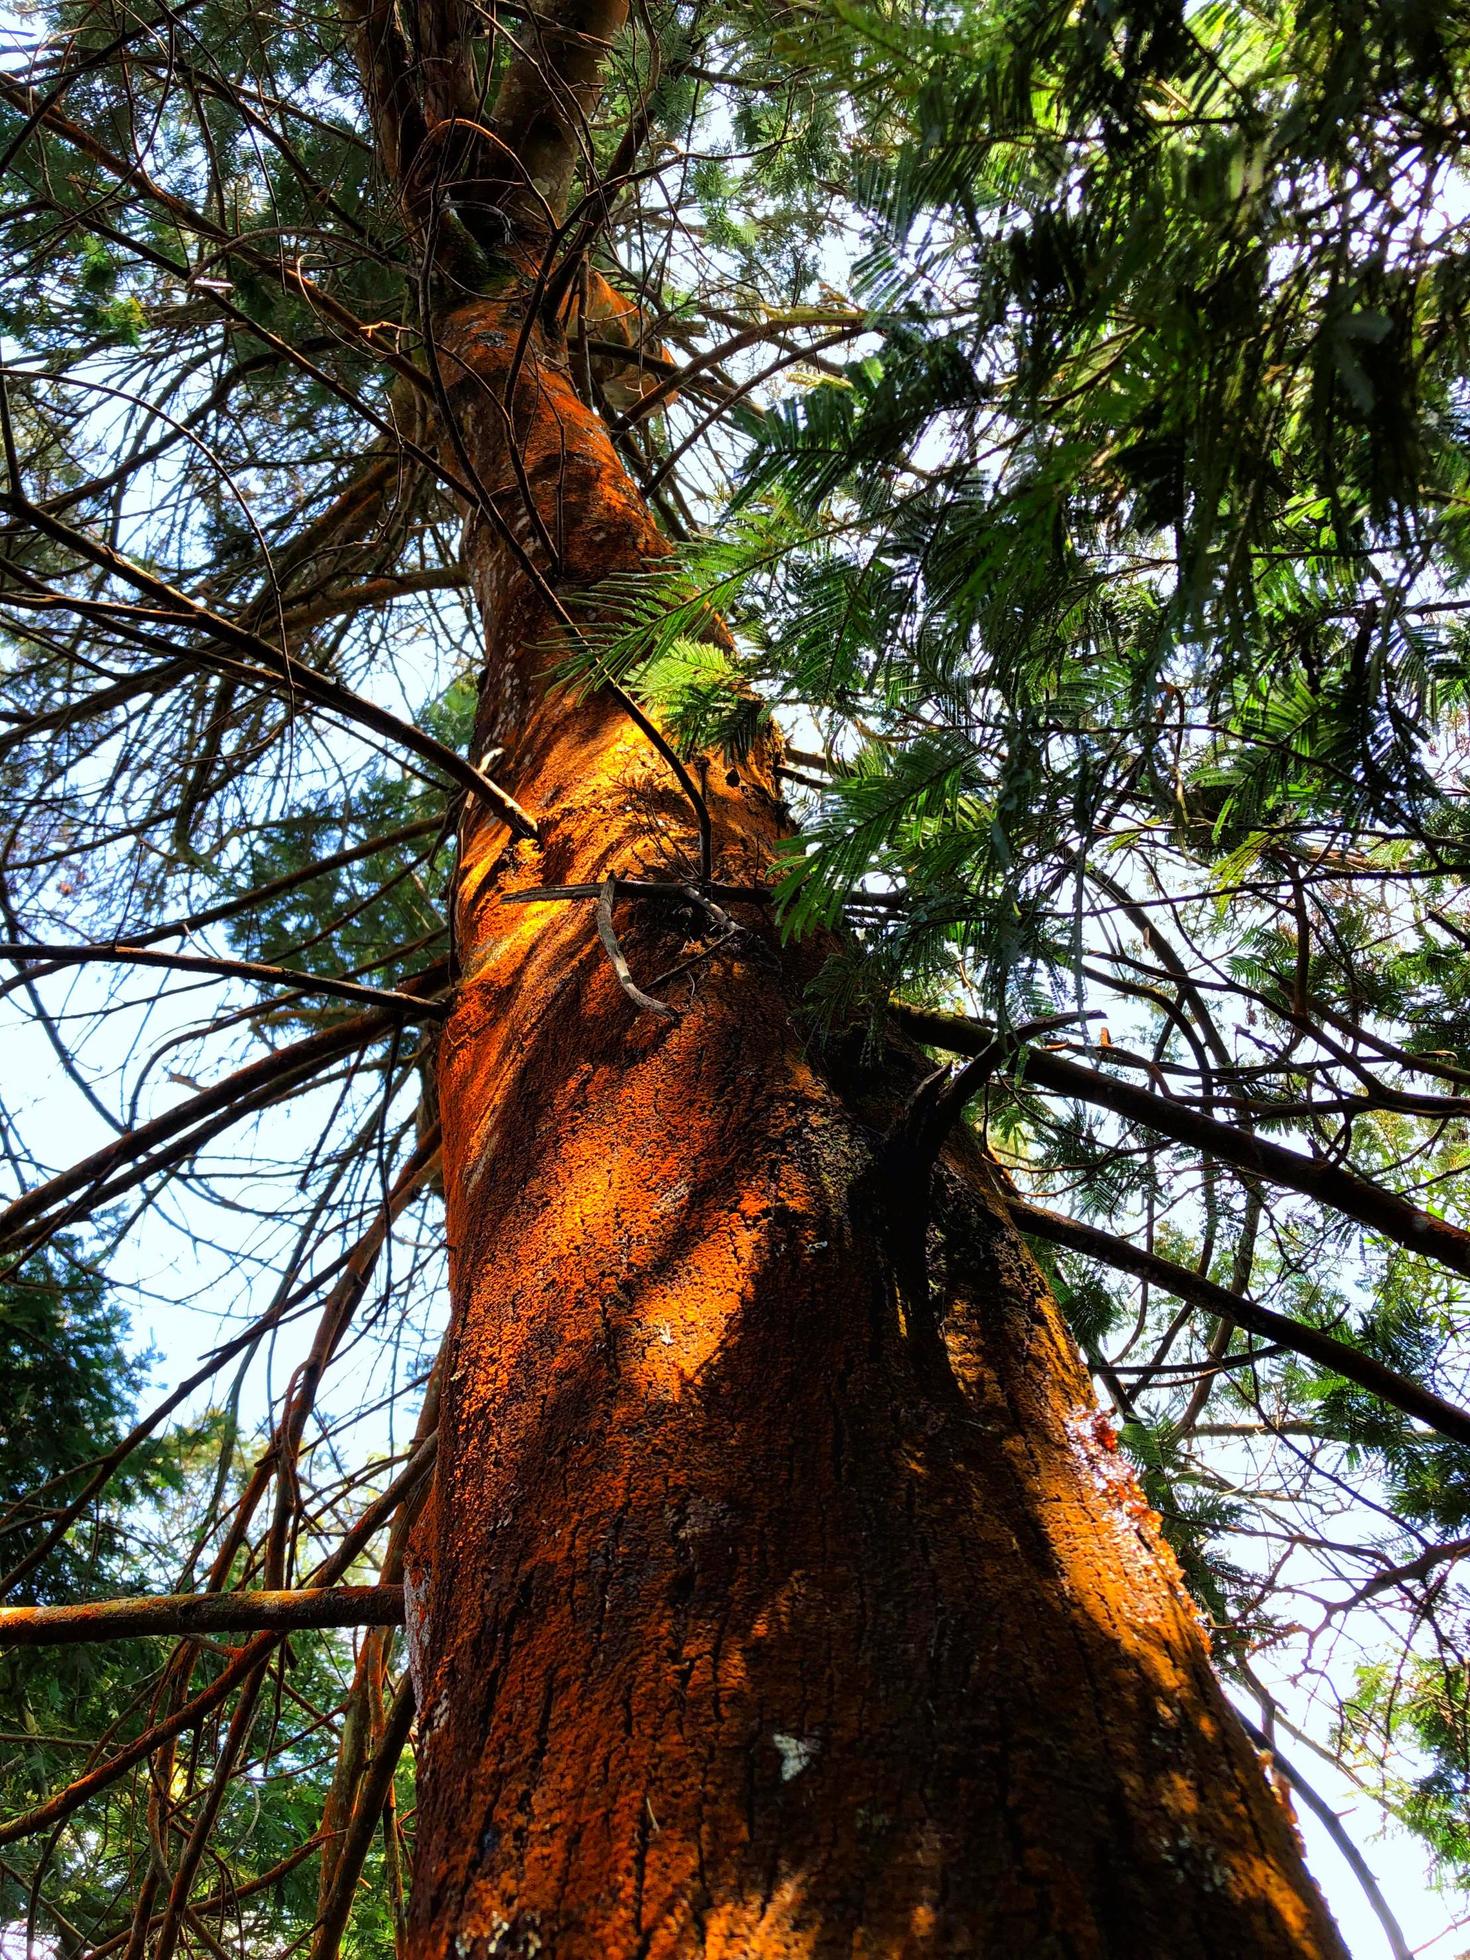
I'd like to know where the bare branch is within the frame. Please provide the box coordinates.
[0,1584,405,1648]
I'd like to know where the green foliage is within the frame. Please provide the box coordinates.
[645,0,1470,983]
[0,1251,200,1942]
[225,774,448,1002]
[1344,1656,1470,1892]
[0,1242,164,1603]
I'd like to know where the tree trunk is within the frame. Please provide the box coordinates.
[400,298,1347,1956]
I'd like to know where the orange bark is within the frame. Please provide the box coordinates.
[400,295,1347,1956]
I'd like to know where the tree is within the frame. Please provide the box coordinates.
[1,1246,172,1949]
[0,0,1467,1952]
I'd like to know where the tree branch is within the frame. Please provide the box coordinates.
[309,1671,415,1960]
[0,943,445,1015]
[0,968,444,1259]
[1235,1710,1412,1960]
[0,1441,433,1845]
[892,999,1470,1284]
[0,489,536,839]
[1003,1193,1470,1449]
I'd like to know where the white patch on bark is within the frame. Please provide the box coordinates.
[772,1731,820,1781]
[403,1565,429,1702]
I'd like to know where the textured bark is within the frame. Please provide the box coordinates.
[398,294,1348,1955]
